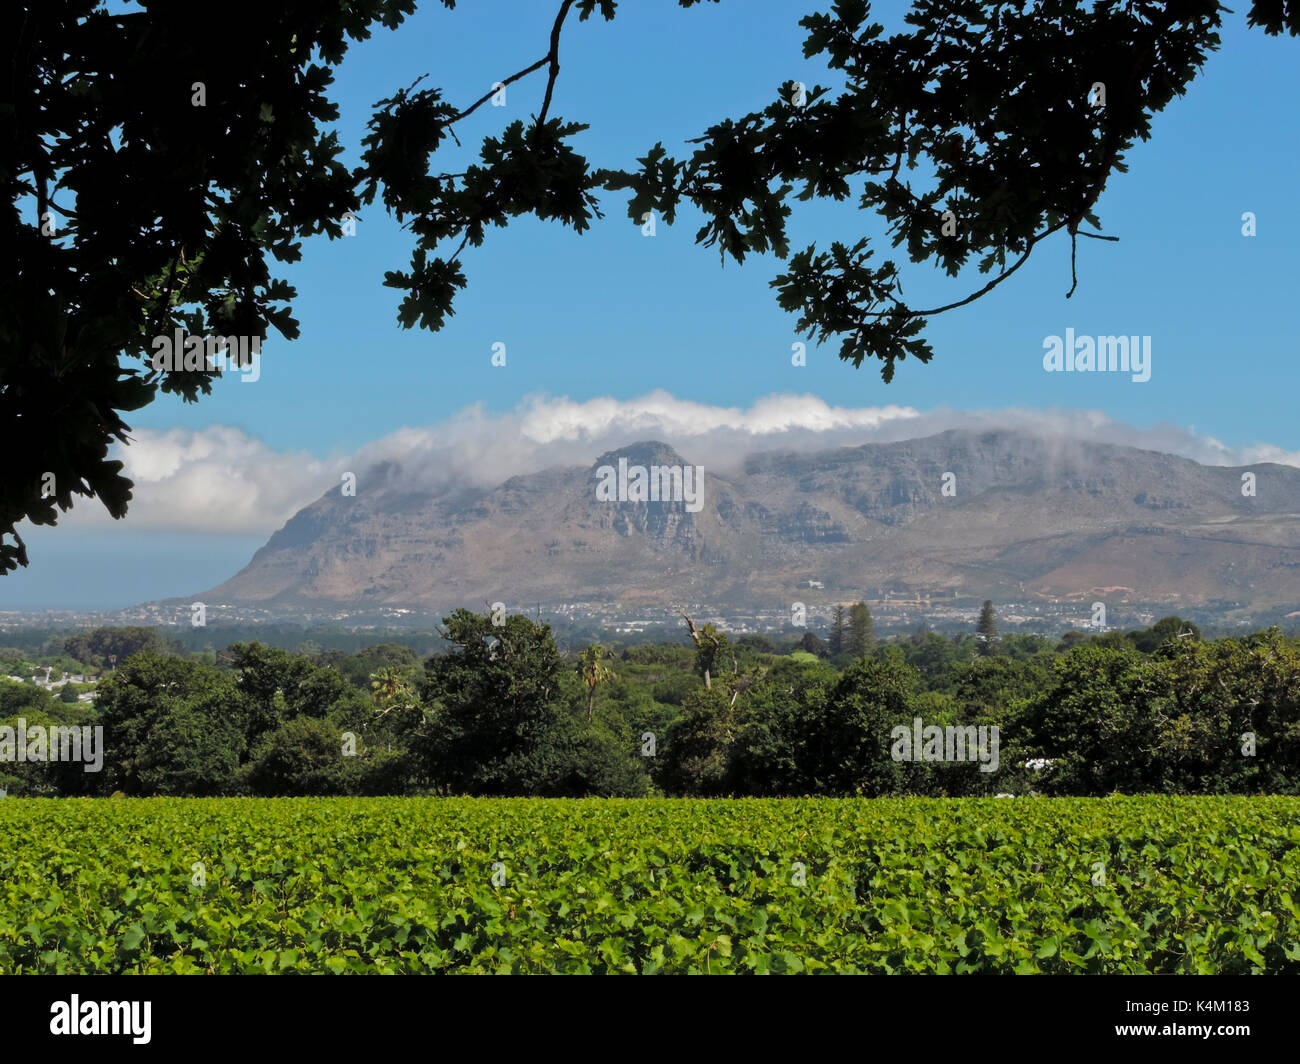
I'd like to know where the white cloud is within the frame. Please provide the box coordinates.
[47,395,1300,537]
[61,426,334,535]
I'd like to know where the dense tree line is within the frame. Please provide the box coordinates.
[1,612,1297,798]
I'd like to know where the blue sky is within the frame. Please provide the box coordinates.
[7,0,1299,609]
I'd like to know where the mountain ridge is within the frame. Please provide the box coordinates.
[184,428,1300,612]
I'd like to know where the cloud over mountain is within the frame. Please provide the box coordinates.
[65,393,1300,537]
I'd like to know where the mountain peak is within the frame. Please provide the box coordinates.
[590,440,692,472]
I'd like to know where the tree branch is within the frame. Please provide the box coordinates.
[537,0,576,127]
[860,219,1068,320]
[453,55,550,126]
[449,0,576,131]
[1065,229,1079,299]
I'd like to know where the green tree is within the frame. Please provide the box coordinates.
[799,631,827,658]
[654,685,738,796]
[1132,616,1202,654]
[797,657,920,796]
[947,654,1054,795]
[0,677,97,795]
[953,655,1053,720]
[1000,633,1058,662]
[1142,630,1300,795]
[416,608,569,794]
[1020,645,1160,795]
[62,627,179,670]
[243,717,358,796]
[0,677,60,718]
[890,631,973,694]
[227,642,366,742]
[829,605,846,656]
[728,659,837,795]
[846,602,876,658]
[1055,630,1091,653]
[92,654,248,795]
[650,669,700,707]
[976,601,1000,657]
[548,685,651,798]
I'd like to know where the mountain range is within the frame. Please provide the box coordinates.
[189,429,1300,614]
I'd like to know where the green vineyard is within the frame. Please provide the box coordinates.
[2,796,1298,974]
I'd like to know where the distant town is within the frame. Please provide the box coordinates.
[2,592,1288,641]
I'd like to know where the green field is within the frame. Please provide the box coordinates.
[1,796,1297,974]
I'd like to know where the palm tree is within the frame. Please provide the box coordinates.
[370,665,403,701]
[369,666,417,719]
[577,644,617,721]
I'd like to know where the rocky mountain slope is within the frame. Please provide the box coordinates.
[191,430,1300,611]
